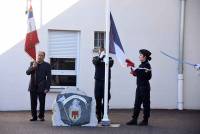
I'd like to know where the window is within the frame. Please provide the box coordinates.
[51,75,76,86]
[48,30,79,91]
[51,58,75,70]
[94,31,105,52]
[50,58,76,87]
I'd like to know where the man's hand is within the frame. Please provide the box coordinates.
[32,61,38,69]
[44,90,49,94]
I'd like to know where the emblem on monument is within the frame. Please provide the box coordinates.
[69,99,82,122]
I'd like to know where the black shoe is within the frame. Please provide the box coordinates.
[39,117,45,121]
[29,118,37,121]
[97,119,101,124]
[96,115,102,124]
[138,120,148,126]
[126,118,137,125]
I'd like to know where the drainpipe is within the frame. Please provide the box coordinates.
[178,0,186,110]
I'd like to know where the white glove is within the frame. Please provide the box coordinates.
[99,51,105,59]
[194,64,200,71]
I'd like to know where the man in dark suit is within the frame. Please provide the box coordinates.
[26,51,51,121]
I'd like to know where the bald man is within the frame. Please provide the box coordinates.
[26,51,51,121]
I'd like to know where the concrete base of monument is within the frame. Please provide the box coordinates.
[52,88,98,127]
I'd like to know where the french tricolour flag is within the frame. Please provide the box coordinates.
[25,5,39,60]
[109,13,134,67]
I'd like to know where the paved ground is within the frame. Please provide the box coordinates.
[0,109,200,134]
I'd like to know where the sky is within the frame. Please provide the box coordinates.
[0,0,79,55]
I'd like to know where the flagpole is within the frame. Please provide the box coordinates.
[101,0,111,126]
[40,0,43,27]
[26,0,28,14]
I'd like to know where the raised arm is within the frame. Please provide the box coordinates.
[26,62,36,75]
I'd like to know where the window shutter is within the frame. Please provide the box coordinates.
[48,30,78,58]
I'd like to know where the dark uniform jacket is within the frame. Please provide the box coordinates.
[134,61,152,87]
[92,56,114,81]
[26,61,51,93]
[93,56,114,99]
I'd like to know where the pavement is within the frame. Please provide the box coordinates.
[0,109,200,134]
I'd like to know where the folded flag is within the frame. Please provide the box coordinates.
[126,59,135,67]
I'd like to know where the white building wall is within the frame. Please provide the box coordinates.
[184,0,200,109]
[0,0,199,111]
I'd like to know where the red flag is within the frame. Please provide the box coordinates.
[25,6,39,60]
[125,59,135,67]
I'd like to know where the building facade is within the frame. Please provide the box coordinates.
[0,0,200,111]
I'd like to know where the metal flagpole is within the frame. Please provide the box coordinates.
[101,0,111,126]
[26,0,28,14]
[40,0,43,27]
